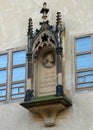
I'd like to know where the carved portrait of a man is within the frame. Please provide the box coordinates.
[43,51,55,68]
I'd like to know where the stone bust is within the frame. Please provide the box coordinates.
[43,51,55,68]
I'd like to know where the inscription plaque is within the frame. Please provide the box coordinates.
[37,51,56,95]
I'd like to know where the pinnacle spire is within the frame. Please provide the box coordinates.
[27,18,33,37]
[40,2,49,22]
[56,12,62,32]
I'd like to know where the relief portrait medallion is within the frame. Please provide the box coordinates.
[43,51,55,68]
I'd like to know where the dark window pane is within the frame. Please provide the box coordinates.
[76,36,91,53]
[0,54,7,68]
[0,70,7,84]
[76,54,92,70]
[13,50,26,65]
[12,67,25,81]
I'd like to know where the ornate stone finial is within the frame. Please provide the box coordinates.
[27,18,33,37]
[56,12,62,32]
[40,2,49,22]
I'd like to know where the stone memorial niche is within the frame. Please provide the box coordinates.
[27,2,65,97]
[36,46,56,96]
[20,2,72,127]
[32,35,57,96]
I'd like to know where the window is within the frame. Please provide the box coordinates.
[75,35,93,90]
[0,53,8,101]
[0,48,26,102]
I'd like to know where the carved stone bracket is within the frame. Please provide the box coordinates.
[20,95,72,126]
[30,103,65,126]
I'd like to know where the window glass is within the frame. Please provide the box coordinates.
[76,54,92,69]
[0,48,26,102]
[12,88,18,94]
[19,87,24,93]
[0,54,7,68]
[0,89,6,96]
[11,49,26,100]
[12,94,25,99]
[12,67,25,81]
[76,36,91,53]
[13,50,26,65]
[77,77,84,83]
[0,70,7,84]
[0,86,6,101]
[77,83,93,88]
[0,54,7,101]
[0,97,6,101]
[11,83,25,94]
[75,36,93,90]
[12,83,25,88]
[85,75,93,82]
[0,86,6,90]
[11,83,25,99]
[77,71,93,76]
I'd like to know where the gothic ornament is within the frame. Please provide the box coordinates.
[27,2,65,96]
[20,2,72,127]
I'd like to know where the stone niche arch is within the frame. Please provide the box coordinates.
[30,28,58,96]
[33,35,57,96]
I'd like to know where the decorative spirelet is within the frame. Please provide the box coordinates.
[27,18,33,37]
[56,12,62,32]
[40,2,49,22]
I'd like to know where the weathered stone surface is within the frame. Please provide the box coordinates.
[0,0,93,130]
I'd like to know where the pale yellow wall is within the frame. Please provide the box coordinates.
[0,0,93,130]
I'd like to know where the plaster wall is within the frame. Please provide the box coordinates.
[0,0,93,130]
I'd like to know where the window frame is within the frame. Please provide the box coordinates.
[0,51,8,101]
[10,48,26,100]
[0,47,26,102]
[74,33,93,91]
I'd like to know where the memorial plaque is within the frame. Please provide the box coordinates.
[37,51,57,96]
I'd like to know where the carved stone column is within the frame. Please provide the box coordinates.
[56,12,65,96]
[27,18,33,90]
